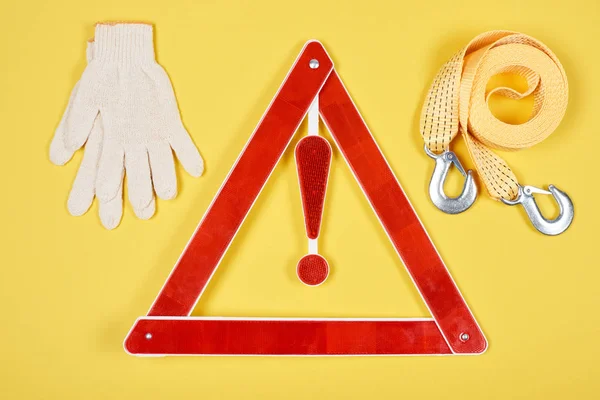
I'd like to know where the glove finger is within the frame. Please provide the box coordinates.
[66,116,103,216]
[133,195,156,220]
[50,133,76,166]
[148,143,177,200]
[145,64,203,177]
[99,181,123,230]
[50,81,81,165]
[97,143,125,203]
[64,72,99,152]
[125,146,153,210]
[169,125,204,177]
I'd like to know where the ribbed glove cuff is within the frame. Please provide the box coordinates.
[94,23,154,65]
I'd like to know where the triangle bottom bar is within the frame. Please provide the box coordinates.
[125,318,453,355]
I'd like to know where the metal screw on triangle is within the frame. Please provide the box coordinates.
[309,59,319,69]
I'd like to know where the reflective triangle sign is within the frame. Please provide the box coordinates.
[124,41,487,356]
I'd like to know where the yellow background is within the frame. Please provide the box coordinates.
[1,0,598,398]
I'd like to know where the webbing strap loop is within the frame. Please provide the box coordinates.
[420,31,568,201]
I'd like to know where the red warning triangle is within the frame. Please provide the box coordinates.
[124,41,487,356]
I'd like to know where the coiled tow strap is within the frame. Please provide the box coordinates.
[420,30,568,201]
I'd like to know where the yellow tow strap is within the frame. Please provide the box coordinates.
[419,31,569,201]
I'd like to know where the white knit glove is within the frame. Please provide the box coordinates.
[50,41,137,229]
[52,23,203,228]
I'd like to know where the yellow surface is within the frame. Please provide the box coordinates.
[0,0,598,399]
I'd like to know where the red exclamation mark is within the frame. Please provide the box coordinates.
[295,135,332,286]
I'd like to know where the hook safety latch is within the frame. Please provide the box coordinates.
[425,146,477,214]
[501,184,574,236]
